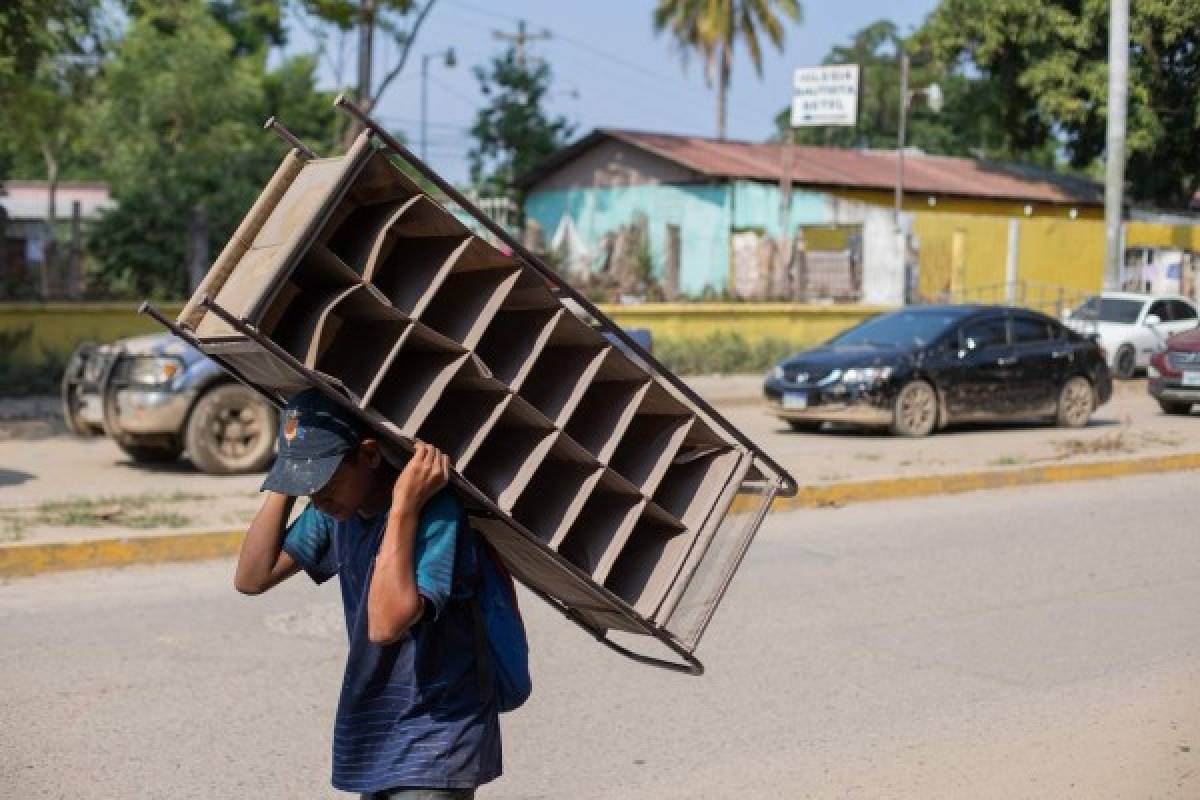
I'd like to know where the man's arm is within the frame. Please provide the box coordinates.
[367,442,449,645]
[234,492,302,595]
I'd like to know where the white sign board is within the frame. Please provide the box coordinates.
[791,65,859,127]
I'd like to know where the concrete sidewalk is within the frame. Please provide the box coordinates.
[3,376,1200,573]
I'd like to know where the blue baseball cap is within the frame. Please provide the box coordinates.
[261,388,366,496]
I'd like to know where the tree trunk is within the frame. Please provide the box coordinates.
[716,48,730,140]
[40,142,59,300]
[68,200,82,299]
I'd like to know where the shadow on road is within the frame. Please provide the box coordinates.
[776,416,1124,439]
[0,468,35,487]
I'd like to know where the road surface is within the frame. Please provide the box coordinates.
[2,472,1198,797]
[4,377,1198,545]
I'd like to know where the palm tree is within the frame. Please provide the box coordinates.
[654,0,802,140]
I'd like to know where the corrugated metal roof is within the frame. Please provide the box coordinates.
[522,129,1103,206]
[0,181,115,221]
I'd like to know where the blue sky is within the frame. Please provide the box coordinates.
[285,0,939,183]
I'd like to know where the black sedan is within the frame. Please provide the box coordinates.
[763,305,1113,436]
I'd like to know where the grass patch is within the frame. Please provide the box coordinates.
[0,491,209,538]
[987,455,1028,467]
[655,332,810,375]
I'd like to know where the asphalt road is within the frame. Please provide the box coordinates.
[3,473,1199,798]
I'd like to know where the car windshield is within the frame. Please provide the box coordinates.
[832,311,962,348]
[1071,296,1143,324]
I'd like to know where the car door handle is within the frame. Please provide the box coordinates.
[996,356,1018,366]
[1051,351,1070,359]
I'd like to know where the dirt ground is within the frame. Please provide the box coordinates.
[2,377,1197,545]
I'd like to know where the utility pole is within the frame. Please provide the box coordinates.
[421,48,456,162]
[493,19,551,68]
[356,0,376,119]
[894,51,909,229]
[1103,0,1129,290]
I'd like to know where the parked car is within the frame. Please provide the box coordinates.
[62,326,655,474]
[62,333,278,474]
[1064,291,1198,379]
[764,305,1112,437]
[1148,326,1200,415]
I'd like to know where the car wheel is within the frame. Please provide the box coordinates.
[786,419,823,433]
[1056,376,1094,428]
[1158,399,1193,416]
[117,435,183,464]
[185,384,277,475]
[890,380,937,437]
[1114,344,1137,380]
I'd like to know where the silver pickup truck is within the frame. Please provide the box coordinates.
[61,332,278,474]
[61,327,653,475]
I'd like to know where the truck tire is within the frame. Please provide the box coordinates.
[1114,344,1137,380]
[117,435,183,464]
[1158,399,1193,416]
[185,384,277,475]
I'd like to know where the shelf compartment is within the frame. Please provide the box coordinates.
[510,442,604,545]
[258,245,362,347]
[417,265,522,349]
[364,325,468,434]
[606,387,694,493]
[461,397,556,511]
[517,342,610,426]
[324,196,419,275]
[555,476,645,578]
[651,443,741,532]
[306,284,409,401]
[501,268,561,311]
[412,373,510,469]
[336,149,422,211]
[563,350,652,461]
[474,306,563,388]
[603,513,699,617]
[366,235,470,317]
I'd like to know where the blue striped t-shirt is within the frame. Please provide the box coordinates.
[282,489,502,793]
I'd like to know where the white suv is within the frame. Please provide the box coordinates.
[1066,292,1199,379]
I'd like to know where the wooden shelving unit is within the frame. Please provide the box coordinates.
[169,129,791,673]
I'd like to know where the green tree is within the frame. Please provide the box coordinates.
[86,0,337,299]
[654,0,802,140]
[468,47,574,192]
[0,0,108,295]
[924,0,1200,209]
[771,19,1057,166]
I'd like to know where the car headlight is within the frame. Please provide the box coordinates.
[1147,365,1160,378]
[840,366,893,386]
[128,356,184,386]
[770,365,785,380]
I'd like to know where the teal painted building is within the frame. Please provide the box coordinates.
[517,129,909,303]
[517,129,1103,304]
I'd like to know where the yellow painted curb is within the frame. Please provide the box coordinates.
[740,450,1200,514]
[0,530,243,578]
[7,450,1200,578]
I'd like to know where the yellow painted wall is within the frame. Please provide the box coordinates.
[1,302,886,367]
[831,188,1104,220]
[0,303,183,365]
[912,213,1010,299]
[1015,217,1105,294]
[603,303,887,344]
[1126,222,1200,251]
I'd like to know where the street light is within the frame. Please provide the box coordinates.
[421,47,456,162]
[895,52,943,227]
